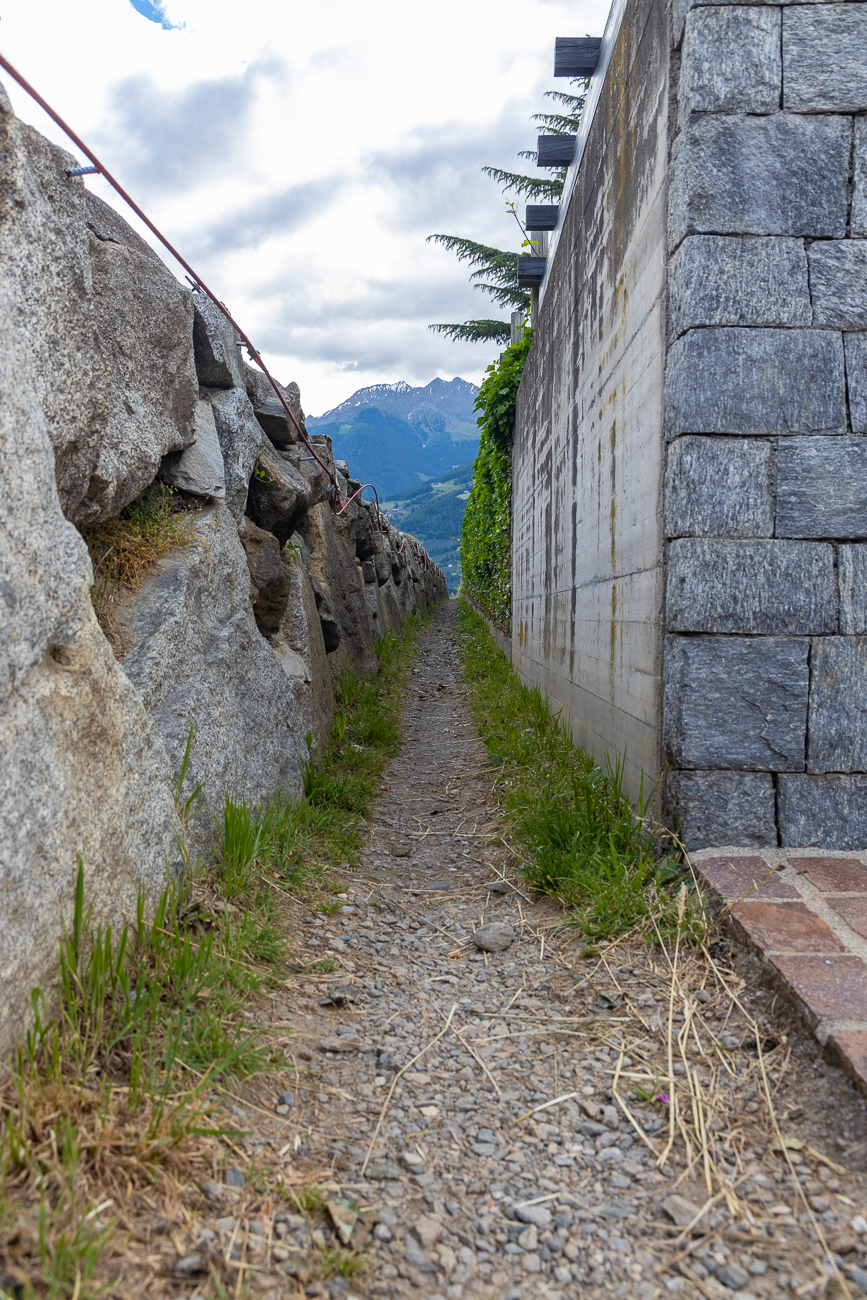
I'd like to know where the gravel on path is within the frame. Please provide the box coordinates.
[191,602,867,1300]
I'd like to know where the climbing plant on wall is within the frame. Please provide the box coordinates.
[461,329,533,626]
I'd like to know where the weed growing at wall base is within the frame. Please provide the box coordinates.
[207,615,425,908]
[287,614,429,870]
[457,600,703,941]
[0,856,274,1298]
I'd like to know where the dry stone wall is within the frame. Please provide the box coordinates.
[511,0,867,851]
[0,86,445,1058]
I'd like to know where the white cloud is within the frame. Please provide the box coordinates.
[1,0,611,412]
[97,56,284,195]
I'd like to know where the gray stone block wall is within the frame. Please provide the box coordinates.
[665,328,847,437]
[664,0,867,851]
[664,436,774,538]
[668,236,810,334]
[678,7,780,123]
[778,776,867,853]
[782,5,867,114]
[668,113,850,244]
[666,539,836,634]
[667,771,778,850]
[509,0,867,854]
[672,0,836,52]
[840,548,867,635]
[664,636,809,771]
[854,120,867,237]
[776,438,867,539]
[844,333,867,433]
[808,638,867,774]
[808,242,867,331]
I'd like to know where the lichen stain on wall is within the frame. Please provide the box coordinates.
[608,16,667,303]
[610,581,619,704]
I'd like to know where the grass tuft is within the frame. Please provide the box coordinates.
[319,1246,367,1279]
[210,612,429,903]
[83,482,200,656]
[457,599,703,942]
[0,855,274,1298]
[286,1183,326,1214]
[84,482,199,597]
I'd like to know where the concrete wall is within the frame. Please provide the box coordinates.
[511,0,867,850]
[511,0,671,803]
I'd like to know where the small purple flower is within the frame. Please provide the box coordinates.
[654,1092,670,1106]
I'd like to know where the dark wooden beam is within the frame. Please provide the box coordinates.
[554,37,602,78]
[526,204,560,231]
[517,256,546,288]
[537,135,576,167]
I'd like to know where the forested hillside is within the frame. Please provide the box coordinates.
[382,461,475,593]
[308,379,478,498]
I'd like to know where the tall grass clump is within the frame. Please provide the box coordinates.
[457,600,698,941]
[0,853,275,1298]
[15,858,270,1117]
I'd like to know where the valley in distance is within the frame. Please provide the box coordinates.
[307,377,479,594]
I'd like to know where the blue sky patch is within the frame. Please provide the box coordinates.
[128,0,182,30]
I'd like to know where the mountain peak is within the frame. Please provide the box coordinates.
[306,376,480,501]
[310,377,478,431]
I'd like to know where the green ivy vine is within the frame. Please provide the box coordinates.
[461,328,532,628]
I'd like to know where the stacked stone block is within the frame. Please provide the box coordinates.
[664,0,867,850]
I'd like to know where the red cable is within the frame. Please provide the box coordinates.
[0,50,344,509]
[0,51,447,582]
[334,483,385,534]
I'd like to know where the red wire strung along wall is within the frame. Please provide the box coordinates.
[0,50,444,578]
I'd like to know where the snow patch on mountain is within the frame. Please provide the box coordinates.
[310,377,478,434]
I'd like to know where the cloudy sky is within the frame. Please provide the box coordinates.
[2,0,609,415]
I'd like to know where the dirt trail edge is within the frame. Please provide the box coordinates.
[270,602,867,1300]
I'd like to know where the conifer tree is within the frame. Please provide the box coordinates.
[428,83,588,344]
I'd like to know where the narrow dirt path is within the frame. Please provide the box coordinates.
[274,601,867,1300]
